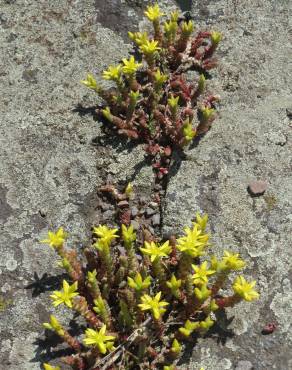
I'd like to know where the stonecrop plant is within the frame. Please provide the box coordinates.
[81,4,221,178]
[40,213,259,370]
[39,5,259,370]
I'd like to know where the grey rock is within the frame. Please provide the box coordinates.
[1,0,291,369]
[130,220,140,230]
[235,360,253,370]
[145,207,156,217]
[131,206,139,217]
[149,201,159,209]
[152,213,161,226]
[102,210,114,220]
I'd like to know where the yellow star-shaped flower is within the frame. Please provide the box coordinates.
[93,225,119,246]
[177,224,209,257]
[83,325,115,354]
[140,240,171,262]
[183,118,196,142]
[102,64,122,81]
[127,272,151,291]
[41,227,67,249]
[222,251,246,270]
[80,73,98,91]
[139,40,161,56]
[138,291,169,320]
[50,280,78,308]
[192,261,215,285]
[122,56,142,75]
[144,4,165,22]
[121,224,136,245]
[233,276,259,302]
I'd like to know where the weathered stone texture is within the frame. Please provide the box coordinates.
[0,0,291,369]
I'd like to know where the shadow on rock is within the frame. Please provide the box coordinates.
[25,272,68,297]
[32,319,86,364]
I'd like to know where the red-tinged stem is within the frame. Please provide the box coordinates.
[216,295,241,308]
[73,296,102,329]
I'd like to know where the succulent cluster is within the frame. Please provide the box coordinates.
[40,213,258,370]
[39,5,260,370]
[81,4,221,178]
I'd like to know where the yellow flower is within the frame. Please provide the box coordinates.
[93,225,119,246]
[138,292,169,320]
[177,223,209,257]
[43,315,64,336]
[192,261,215,285]
[102,64,122,81]
[166,274,182,298]
[201,106,215,121]
[43,364,61,370]
[163,366,175,370]
[182,118,196,142]
[87,269,97,283]
[171,338,182,354]
[194,284,211,302]
[129,91,140,105]
[93,296,107,315]
[222,251,246,270]
[199,316,214,330]
[211,31,222,45]
[164,20,178,38]
[127,272,151,291]
[50,280,78,308]
[153,69,168,87]
[179,319,200,337]
[140,241,171,262]
[140,40,161,55]
[122,56,142,75]
[168,94,179,110]
[170,10,179,22]
[233,276,259,302]
[198,74,206,93]
[41,227,67,249]
[144,4,165,22]
[101,107,113,122]
[83,325,115,354]
[181,20,194,36]
[128,31,149,46]
[195,212,208,232]
[121,224,136,246]
[80,73,98,91]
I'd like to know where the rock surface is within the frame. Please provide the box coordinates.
[0,0,291,369]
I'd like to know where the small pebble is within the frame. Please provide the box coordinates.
[130,220,140,230]
[131,206,138,217]
[152,213,160,226]
[0,13,8,24]
[248,180,268,196]
[146,207,156,217]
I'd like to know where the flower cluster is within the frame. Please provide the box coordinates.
[40,213,258,369]
[81,4,221,179]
